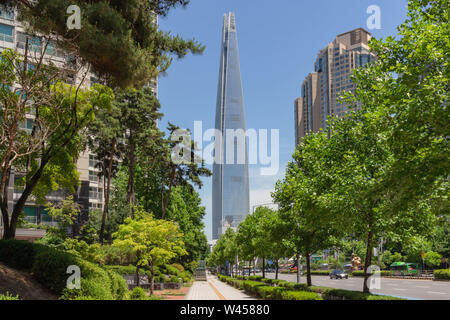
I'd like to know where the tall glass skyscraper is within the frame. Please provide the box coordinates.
[212,12,250,240]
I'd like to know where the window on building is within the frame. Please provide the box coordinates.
[0,6,14,20]
[40,207,53,223]
[89,170,99,183]
[17,32,42,52]
[89,154,99,167]
[0,23,13,42]
[24,206,37,224]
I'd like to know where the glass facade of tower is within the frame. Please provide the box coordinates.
[212,13,250,240]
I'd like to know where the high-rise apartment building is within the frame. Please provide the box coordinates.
[212,12,250,240]
[0,6,157,238]
[295,28,375,145]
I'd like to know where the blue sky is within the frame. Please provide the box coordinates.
[157,0,409,240]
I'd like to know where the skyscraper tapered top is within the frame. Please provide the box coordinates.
[212,12,250,240]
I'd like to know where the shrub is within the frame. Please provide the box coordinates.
[309,270,332,275]
[59,259,121,300]
[105,269,128,300]
[278,281,308,291]
[168,275,179,283]
[32,245,80,294]
[281,290,322,300]
[366,295,405,300]
[321,288,369,300]
[165,264,182,277]
[0,292,20,300]
[218,275,231,282]
[180,271,192,283]
[434,269,450,280]
[242,281,266,295]
[171,263,185,273]
[129,287,148,300]
[247,275,263,281]
[0,240,127,300]
[0,240,41,270]
[260,278,274,284]
[320,288,403,300]
[255,286,287,300]
[232,280,244,289]
[103,264,142,276]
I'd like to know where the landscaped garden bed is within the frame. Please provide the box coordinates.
[218,275,405,300]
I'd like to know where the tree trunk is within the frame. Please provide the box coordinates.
[127,134,136,218]
[0,166,11,239]
[297,255,301,284]
[4,157,49,239]
[149,263,155,295]
[275,259,279,280]
[306,253,312,287]
[136,265,140,288]
[262,257,265,279]
[363,228,374,293]
[161,166,176,220]
[253,259,256,276]
[99,138,116,244]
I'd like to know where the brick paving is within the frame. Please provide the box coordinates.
[184,275,255,300]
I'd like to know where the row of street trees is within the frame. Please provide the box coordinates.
[208,0,449,293]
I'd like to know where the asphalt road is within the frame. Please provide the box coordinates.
[257,272,450,300]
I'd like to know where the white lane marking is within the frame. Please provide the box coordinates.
[427,291,447,295]
[393,288,407,291]
[415,286,430,288]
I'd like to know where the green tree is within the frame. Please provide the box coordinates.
[424,251,442,269]
[343,0,449,220]
[2,0,205,87]
[87,101,123,244]
[112,208,187,294]
[210,228,237,276]
[115,87,163,217]
[166,185,208,272]
[0,48,113,239]
[273,131,343,286]
[235,211,259,275]
[160,123,211,220]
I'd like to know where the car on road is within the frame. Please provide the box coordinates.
[330,269,348,279]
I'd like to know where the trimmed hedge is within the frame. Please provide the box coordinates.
[281,290,323,300]
[434,269,450,280]
[0,240,127,300]
[310,270,332,275]
[218,276,322,300]
[218,275,404,300]
[255,286,288,300]
[352,270,392,277]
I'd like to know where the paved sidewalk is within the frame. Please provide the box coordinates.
[185,275,255,300]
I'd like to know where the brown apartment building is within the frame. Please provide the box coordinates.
[295,28,376,145]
